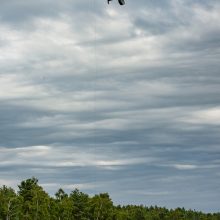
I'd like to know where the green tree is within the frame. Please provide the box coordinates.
[0,185,20,220]
[90,193,114,220]
[1,177,220,220]
[55,188,72,220]
[69,188,90,220]
[18,177,50,220]
[131,207,146,220]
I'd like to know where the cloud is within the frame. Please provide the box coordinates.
[180,107,220,125]
[127,190,170,197]
[0,145,152,168]
[0,0,220,213]
[172,164,198,170]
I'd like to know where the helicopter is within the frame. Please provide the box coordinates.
[107,0,125,5]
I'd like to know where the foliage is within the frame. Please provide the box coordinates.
[0,177,219,220]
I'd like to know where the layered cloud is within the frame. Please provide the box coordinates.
[0,0,220,212]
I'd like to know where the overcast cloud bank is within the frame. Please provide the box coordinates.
[0,0,220,212]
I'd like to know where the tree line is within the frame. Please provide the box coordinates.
[0,177,219,220]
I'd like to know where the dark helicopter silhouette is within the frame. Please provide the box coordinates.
[107,0,125,5]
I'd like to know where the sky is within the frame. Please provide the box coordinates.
[0,0,220,213]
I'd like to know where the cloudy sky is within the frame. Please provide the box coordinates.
[0,0,220,213]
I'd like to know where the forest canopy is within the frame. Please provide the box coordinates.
[0,177,219,220]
